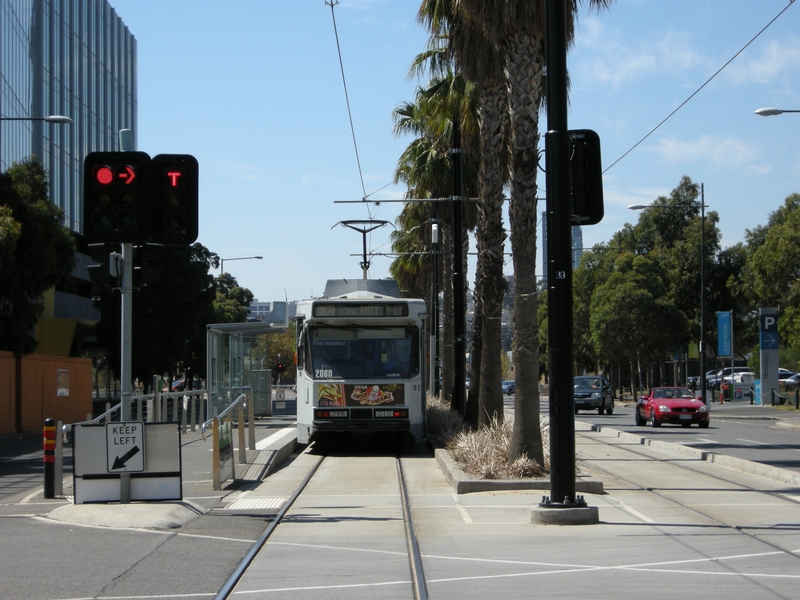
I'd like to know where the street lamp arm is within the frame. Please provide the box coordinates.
[219,255,263,272]
[754,107,800,117]
[0,115,72,123]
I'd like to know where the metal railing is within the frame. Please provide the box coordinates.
[53,389,208,497]
[202,393,256,490]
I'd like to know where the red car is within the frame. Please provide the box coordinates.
[635,386,709,428]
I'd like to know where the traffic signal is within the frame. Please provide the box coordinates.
[569,129,604,226]
[274,363,286,374]
[151,154,198,244]
[83,152,152,243]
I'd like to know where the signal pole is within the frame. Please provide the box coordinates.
[119,128,134,503]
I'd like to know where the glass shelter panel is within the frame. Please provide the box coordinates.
[206,322,286,417]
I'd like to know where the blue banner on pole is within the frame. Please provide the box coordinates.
[717,311,732,357]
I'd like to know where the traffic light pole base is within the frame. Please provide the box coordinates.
[532,495,599,525]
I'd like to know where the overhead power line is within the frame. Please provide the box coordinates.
[604,0,796,174]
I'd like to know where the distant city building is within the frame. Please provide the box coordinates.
[1,0,136,355]
[540,210,583,282]
[572,226,584,270]
[248,300,295,325]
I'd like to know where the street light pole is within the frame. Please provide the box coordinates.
[699,185,706,408]
[430,221,440,397]
[628,193,708,407]
[220,255,263,274]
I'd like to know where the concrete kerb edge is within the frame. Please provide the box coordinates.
[261,429,298,479]
[434,447,603,495]
[47,499,206,530]
[579,421,800,487]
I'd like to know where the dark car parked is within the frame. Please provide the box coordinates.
[574,375,615,415]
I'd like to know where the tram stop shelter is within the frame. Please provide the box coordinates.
[206,322,287,417]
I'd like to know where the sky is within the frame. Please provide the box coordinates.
[109,0,800,304]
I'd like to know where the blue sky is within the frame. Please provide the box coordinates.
[110,0,800,303]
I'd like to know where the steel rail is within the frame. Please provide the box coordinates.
[214,454,326,600]
[397,456,428,600]
[581,430,800,561]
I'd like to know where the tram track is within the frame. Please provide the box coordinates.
[215,445,428,599]
[579,428,800,562]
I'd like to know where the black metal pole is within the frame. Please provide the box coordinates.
[451,119,466,416]
[544,0,579,506]
[433,226,440,396]
[699,184,707,407]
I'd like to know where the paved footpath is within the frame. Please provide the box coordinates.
[227,418,800,599]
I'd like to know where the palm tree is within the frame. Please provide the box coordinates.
[392,41,479,408]
[457,0,613,463]
[419,0,510,428]
[415,0,615,461]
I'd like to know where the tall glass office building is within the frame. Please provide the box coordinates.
[1,0,136,356]
[1,0,136,233]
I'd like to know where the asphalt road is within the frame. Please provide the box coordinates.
[501,393,800,474]
[571,399,800,473]
[0,419,294,600]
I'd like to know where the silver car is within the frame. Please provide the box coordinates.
[574,375,615,415]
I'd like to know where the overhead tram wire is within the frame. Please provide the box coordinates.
[326,0,368,208]
[603,0,796,174]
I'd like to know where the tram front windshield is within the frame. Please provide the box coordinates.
[309,326,418,380]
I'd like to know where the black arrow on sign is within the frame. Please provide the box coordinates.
[112,445,140,470]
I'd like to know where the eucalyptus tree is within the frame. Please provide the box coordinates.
[95,243,217,383]
[742,194,800,352]
[590,253,688,401]
[0,159,75,355]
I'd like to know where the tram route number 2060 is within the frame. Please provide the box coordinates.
[315,369,333,378]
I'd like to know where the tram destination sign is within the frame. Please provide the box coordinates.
[313,303,408,318]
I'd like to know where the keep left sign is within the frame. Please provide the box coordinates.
[106,422,145,473]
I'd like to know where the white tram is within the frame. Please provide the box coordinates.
[293,279,427,445]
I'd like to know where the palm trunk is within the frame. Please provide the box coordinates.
[506,31,545,465]
[474,79,507,428]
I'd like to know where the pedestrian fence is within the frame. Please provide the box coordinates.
[47,384,268,497]
[201,392,256,490]
[771,387,800,409]
[51,387,208,498]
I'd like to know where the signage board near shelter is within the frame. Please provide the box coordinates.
[73,422,181,504]
[106,421,145,472]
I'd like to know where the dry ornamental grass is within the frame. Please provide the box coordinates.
[426,394,549,480]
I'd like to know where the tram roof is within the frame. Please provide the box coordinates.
[322,279,401,299]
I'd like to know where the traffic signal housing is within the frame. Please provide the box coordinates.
[569,129,604,226]
[151,154,199,244]
[274,362,286,374]
[83,152,152,243]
